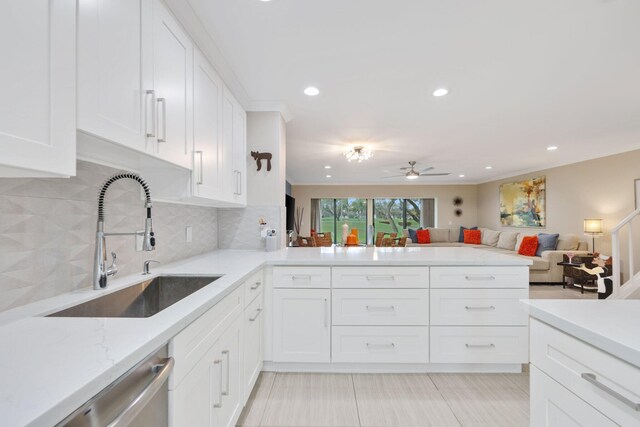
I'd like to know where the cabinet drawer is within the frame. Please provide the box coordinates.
[332,326,429,363]
[430,266,528,289]
[332,267,429,289]
[244,269,264,306]
[170,286,243,388]
[430,289,528,326]
[430,326,528,364]
[531,365,617,427]
[332,289,428,326]
[531,319,640,426]
[273,266,331,288]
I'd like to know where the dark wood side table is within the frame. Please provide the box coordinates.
[557,255,612,294]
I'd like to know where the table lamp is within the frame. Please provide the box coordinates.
[583,219,603,254]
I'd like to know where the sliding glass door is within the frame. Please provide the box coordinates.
[318,198,368,243]
[373,198,434,234]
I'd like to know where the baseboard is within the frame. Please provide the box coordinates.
[262,361,523,374]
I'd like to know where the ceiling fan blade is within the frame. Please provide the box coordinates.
[419,173,451,176]
[419,166,434,173]
[381,174,406,179]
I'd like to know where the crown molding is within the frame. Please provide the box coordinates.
[248,101,294,123]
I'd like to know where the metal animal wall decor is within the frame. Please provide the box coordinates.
[251,151,272,172]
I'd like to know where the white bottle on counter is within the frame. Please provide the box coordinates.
[342,223,349,245]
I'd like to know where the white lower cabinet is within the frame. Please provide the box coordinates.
[531,365,616,427]
[430,326,528,364]
[272,288,331,363]
[332,326,429,363]
[243,294,263,400]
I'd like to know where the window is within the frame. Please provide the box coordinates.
[373,198,435,234]
[318,198,368,243]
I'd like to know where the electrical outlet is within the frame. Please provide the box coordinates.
[185,226,192,243]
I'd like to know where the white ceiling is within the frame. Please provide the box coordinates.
[186,0,640,184]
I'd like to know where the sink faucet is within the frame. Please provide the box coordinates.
[143,260,160,275]
[94,172,155,290]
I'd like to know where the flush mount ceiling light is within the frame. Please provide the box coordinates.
[459,174,465,178]
[326,175,332,178]
[485,166,493,170]
[344,146,373,163]
[304,86,320,96]
[547,145,558,151]
[433,88,449,97]
[324,165,331,169]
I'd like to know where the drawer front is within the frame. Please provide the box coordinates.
[244,269,264,307]
[273,266,331,288]
[332,326,429,363]
[332,267,429,289]
[531,365,617,427]
[531,319,640,426]
[430,326,528,364]
[170,286,243,388]
[430,288,528,326]
[430,266,528,289]
[332,289,428,326]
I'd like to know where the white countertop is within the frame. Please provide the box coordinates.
[523,299,640,368]
[0,247,529,426]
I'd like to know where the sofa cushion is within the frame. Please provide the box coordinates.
[536,233,560,256]
[458,226,478,242]
[428,227,450,242]
[464,229,482,244]
[557,234,580,251]
[416,229,431,244]
[407,228,421,243]
[480,229,501,247]
[497,232,519,250]
[518,235,539,256]
[515,254,550,271]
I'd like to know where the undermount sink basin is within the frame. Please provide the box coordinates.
[48,275,222,318]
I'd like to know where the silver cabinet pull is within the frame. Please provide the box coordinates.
[250,281,262,290]
[233,170,241,195]
[465,305,496,310]
[194,150,203,184]
[221,350,230,396]
[366,275,395,281]
[213,359,223,408]
[249,308,262,322]
[324,298,329,328]
[465,275,495,281]
[366,343,395,350]
[465,343,495,348]
[291,275,311,281]
[156,97,166,143]
[108,357,174,427]
[581,373,640,411]
[366,305,395,312]
[238,171,242,195]
[145,90,156,138]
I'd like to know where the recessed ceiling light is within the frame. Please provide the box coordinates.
[324,165,331,169]
[433,88,449,97]
[547,145,558,151]
[485,166,493,170]
[459,174,465,178]
[326,175,332,178]
[304,86,320,96]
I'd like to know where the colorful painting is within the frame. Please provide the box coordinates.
[499,176,546,227]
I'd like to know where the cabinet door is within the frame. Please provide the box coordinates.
[77,0,152,153]
[171,342,221,427]
[221,89,236,201]
[530,366,617,427]
[273,289,331,363]
[244,296,263,400]
[151,0,192,169]
[232,104,247,204]
[217,317,243,427]
[193,49,222,199]
[0,0,75,177]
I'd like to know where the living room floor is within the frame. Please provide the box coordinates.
[529,284,597,299]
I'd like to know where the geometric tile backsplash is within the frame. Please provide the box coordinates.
[0,160,218,312]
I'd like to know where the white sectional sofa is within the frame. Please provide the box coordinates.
[404,227,589,284]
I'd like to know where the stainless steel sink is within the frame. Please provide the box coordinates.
[48,275,222,318]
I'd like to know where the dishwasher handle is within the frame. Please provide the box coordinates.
[108,357,175,427]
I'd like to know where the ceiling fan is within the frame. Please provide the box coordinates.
[382,161,451,180]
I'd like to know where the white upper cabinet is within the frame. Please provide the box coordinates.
[192,49,222,200]
[0,0,76,177]
[77,0,153,154]
[151,0,192,169]
[221,87,247,205]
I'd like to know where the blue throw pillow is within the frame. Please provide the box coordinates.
[408,228,422,242]
[536,233,559,256]
[458,226,478,242]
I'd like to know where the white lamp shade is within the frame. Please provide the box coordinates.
[583,218,603,235]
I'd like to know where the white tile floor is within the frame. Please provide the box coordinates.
[237,285,587,427]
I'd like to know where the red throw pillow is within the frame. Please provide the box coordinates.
[518,236,539,256]
[463,229,481,244]
[416,229,431,244]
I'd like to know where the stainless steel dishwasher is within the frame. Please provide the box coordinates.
[56,346,174,427]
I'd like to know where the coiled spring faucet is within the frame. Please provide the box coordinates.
[94,172,156,289]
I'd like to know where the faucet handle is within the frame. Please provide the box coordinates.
[107,252,118,277]
[143,259,160,275]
